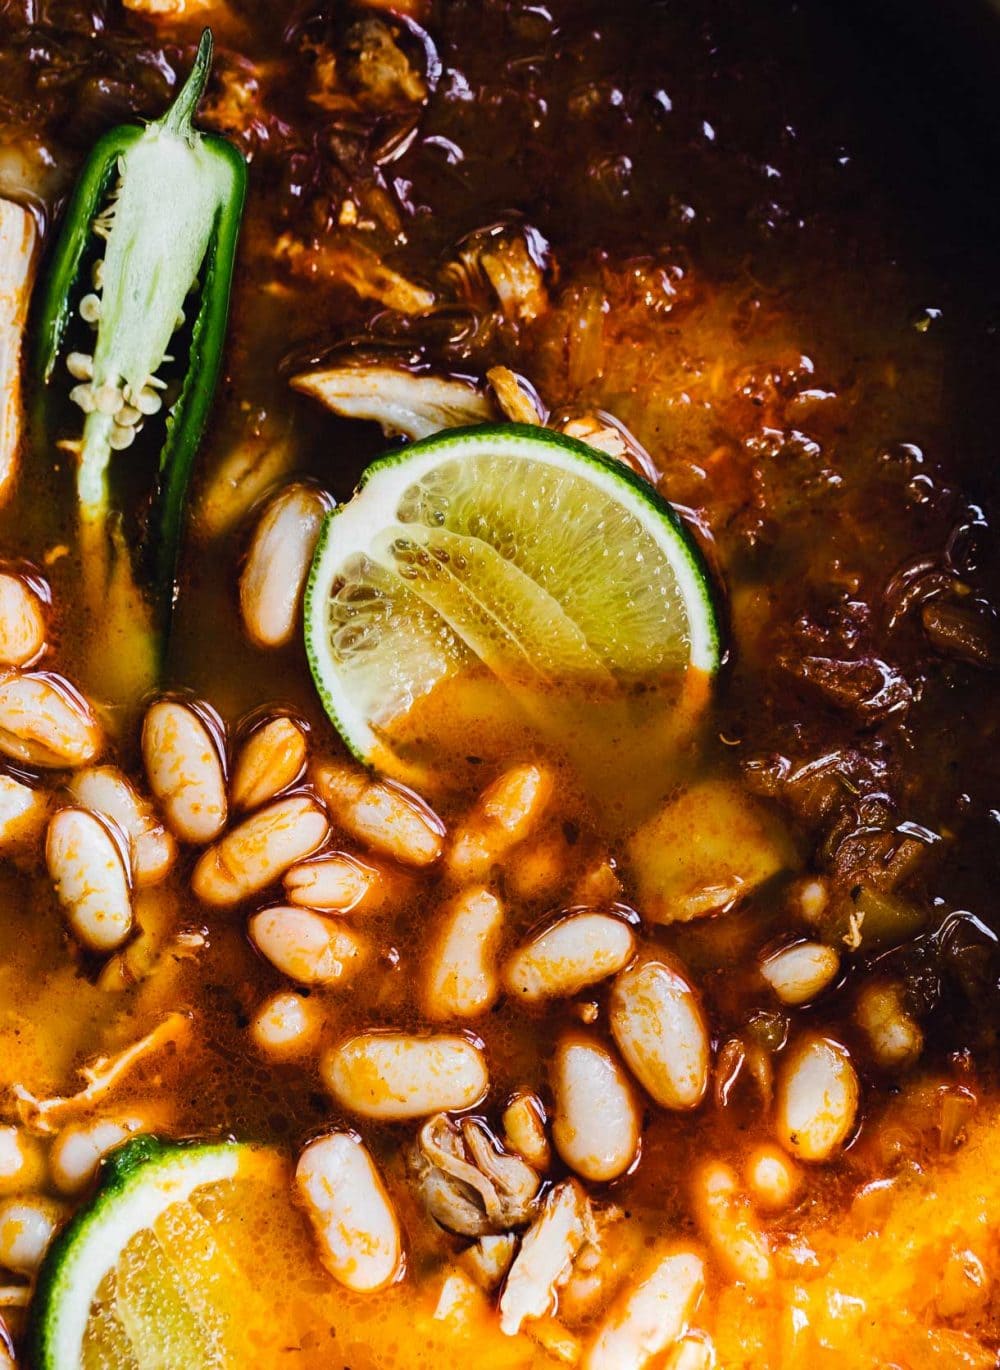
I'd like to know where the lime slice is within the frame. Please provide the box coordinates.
[28,1136,307,1369]
[304,424,721,772]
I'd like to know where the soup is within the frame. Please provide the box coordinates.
[0,0,999,1366]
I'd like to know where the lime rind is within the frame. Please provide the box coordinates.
[304,423,722,767]
[28,1137,258,1370]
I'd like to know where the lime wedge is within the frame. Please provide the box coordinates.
[305,424,721,775]
[28,1137,311,1369]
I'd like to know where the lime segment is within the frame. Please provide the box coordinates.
[304,424,721,771]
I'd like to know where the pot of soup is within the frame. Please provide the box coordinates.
[0,1,998,1366]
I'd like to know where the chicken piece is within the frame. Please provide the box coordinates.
[412,1113,540,1237]
[11,1013,191,1134]
[345,17,427,106]
[292,360,496,440]
[0,199,36,506]
[559,411,659,484]
[498,1180,592,1336]
[487,366,546,425]
[445,224,551,327]
[277,235,435,315]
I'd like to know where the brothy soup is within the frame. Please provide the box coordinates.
[0,1,999,1367]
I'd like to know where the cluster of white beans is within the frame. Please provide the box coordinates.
[0,495,928,1353]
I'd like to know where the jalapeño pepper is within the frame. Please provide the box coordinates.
[35,28,246,626]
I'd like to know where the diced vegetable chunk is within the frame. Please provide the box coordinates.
[627,778,796,922]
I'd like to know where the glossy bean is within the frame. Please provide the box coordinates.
[323,1032,488,1120]
[760,941,839,1006]
[231,716,308,811]
[49,1116,145,1195]
[424,887,504,1020]
[775,1035,859,1162]
[296,1133,402,1292]
[0,1197,62,1274]
[584,1250,705,1370]
[504,912,635,1002]
[284,852,377,912]
[0,573,45,666]
[609,959,709,1111]
[0,771,47,851]
[551,1033,640,1182]
[249,907,368,987]
[192,796,329,906]
[68,765,175,885]
[691,1160,773,1286]
[313,762,444,867]
[142,700,227,844]
[447,763,552,882]
[0,671,101,768]
[250,990,322,1058]
[240,484,327,648]
[46,807,132,953]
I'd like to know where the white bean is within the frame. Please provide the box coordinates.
[0,1197,62,1274]
[249,907,368,987]
[502,1092,551,1171]
[760,941,839,1006]
[323,1032,488,1120]
[504,912,635,1002]
[0,573,45,665]
[192,795,329,906]
[250,990,322,1058]
[240,483,327,648]
[775,1035,859,1162]
[0,1126,42,1194]
[584,1249,705,1370]
[609,959,709,1111]
[284,852,377,912]
[142,700,227,844]
[296,1133,401,1292]
[49,1117,144,1194]
[46,808,132,953]
[0,671,101,768]
[744,1144,800,1213]
[551,1033,640,1182]
[68,765,176,885]
[231,716,308,811]
[691,1160,773,1287]
[447,763,552,882]
[313,762,444,868]
[0,771,47,851]
[855,981,923,1070]
[424,887,504,1020]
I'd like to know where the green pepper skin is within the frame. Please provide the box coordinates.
[154,136,246,613]
[32,30,248,634]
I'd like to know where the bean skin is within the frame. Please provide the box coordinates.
[322,1032,488,1120]
[296,1133,402,1292]
[142,700,227,845]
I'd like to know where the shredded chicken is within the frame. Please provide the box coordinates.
[445,224,550,326]
[346,18,427,105]
[11,1013,192,1135]
[461,1232,518,1290]
[292,361,496,441]
[499,1180,593,1336]
[412,1113,540,1237]
[0,199,36,506]
[487,366,546,424]
[277,234,435,315]
[559,412,659,484]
